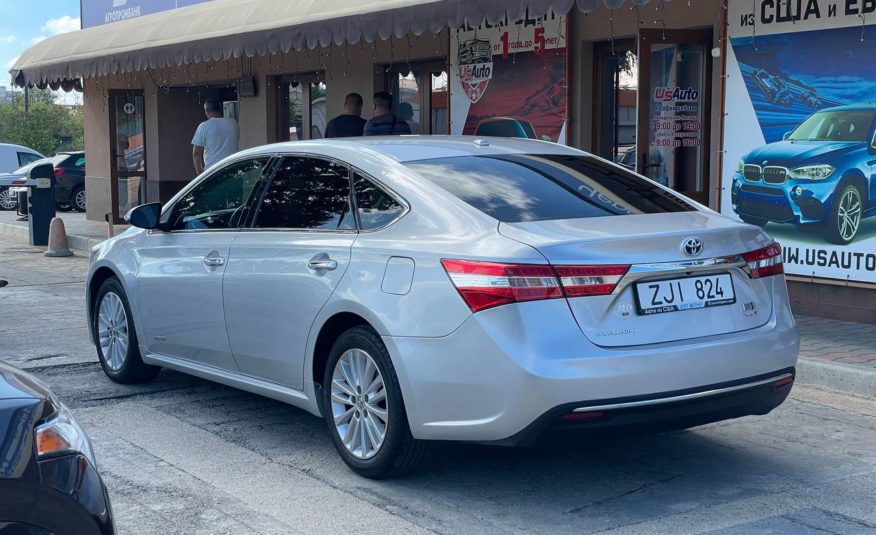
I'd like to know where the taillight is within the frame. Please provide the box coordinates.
[743,243,783,278]
[441,260,631,312]
[441,259,562,312]
[54,167,64,176]
[554,265,630,297]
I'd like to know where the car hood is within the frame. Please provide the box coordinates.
[0,362,52,401]
[744,140,860,166]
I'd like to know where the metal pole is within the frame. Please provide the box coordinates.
[24,85,29,113]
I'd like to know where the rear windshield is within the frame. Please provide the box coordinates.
[405,154,694,223]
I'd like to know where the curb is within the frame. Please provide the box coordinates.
[796,358,876,399]
[0,221,105,252]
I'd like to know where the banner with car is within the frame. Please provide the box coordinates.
[449,11,567,143]
[722,0,876,284]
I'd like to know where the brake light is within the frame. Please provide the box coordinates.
[54,167,64,176]
[441,260,631,312]
[554,265,630,297]
[441,259,562,312]
[743,243,783,278]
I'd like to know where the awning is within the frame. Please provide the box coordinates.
[11,0,667,87]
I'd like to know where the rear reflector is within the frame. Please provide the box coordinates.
[11,179,26,185]
[554,265,630,297]
[774,377,794,388]
[440,259,562,312]
[743,243,783,279]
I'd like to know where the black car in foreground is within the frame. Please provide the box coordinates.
[0,362,114,534]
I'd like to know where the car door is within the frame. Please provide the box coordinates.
[136,156,271,370]
[223,156,357,389]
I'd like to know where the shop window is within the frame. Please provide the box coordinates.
[277,74,327,141]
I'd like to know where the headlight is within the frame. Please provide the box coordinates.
[35,403,96,466]
[788,165,835,180]
[737,159,745,173]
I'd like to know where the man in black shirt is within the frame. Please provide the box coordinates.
[325,93,367,138]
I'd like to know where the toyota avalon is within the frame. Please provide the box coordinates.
[86,136,799,478]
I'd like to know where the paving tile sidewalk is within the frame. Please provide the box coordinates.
[796,315,876,368]
[0,210,128,250]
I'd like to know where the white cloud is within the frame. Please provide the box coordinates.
[42,16,80,36]
[0,36,15,44]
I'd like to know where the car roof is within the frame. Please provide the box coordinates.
[819,104,876,112]
[0,143,42,155]
[235,136,582,163]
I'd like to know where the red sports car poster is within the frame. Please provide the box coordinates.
[450,11,567,143]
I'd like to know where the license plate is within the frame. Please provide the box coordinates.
[635,274,736,316]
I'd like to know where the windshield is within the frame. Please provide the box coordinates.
[788,110,875,142]
[405,154,694,223]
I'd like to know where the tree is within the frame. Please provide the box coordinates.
[0,89,84,157]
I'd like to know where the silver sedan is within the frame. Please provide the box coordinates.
[86,137,799,478]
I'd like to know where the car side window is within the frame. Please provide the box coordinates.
[166,158,269,231]
[74,157,85,168]
[17,152,42,167]
[253,157,355,231]
[353,172,405,230]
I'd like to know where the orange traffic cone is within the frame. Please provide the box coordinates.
[44,217,73,257]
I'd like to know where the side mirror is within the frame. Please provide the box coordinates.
[125,202,162,230]
[782,131,793,140]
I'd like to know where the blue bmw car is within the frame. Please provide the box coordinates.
[731,104,876,244]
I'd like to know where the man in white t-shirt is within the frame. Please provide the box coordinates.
[192,98,239,174]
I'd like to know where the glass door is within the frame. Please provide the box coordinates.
[593,40,638,169]
[386,61,450,134]
[637,29,712,205]
[276,74,326,141]
[109,91,147,219]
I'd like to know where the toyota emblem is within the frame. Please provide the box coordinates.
[681,237,704,257]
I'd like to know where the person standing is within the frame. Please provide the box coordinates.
[325,93,367,138]
[192,98,239,174]
[363,92,412,136]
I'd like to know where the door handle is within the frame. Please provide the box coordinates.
[308,258,338,271]
[203,257,225,267]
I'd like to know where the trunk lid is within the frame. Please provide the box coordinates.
[499,212,777,347]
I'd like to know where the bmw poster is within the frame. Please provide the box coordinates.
[723,0,876,284]
[450,11,567,143]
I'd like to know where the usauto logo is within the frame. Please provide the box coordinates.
[654,87,699,102]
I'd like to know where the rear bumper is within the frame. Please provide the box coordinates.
[385,284,799,442]
[490,368,795,446]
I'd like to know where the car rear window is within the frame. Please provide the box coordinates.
[404,154,694,223]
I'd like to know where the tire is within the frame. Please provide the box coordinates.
[323,326,427,479]
[740,215,768,228]
[0,187,17,211]
[71,186,86,212]
[92,278,160,384]
[823,183,863,245]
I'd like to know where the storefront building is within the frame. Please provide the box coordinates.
[11,0,875,322]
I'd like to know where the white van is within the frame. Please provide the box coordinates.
[0,144,44,174]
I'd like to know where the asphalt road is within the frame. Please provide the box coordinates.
[1,240,875,535]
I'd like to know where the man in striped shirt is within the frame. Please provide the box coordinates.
[363,91,412,136]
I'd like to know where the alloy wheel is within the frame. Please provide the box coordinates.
[330,348,388,460]
[74,189,87,211]
[98,292,129,371]
[0,189,16,210]
[838,188,862,242]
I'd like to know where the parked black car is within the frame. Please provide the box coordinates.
[51,151,86,212]
[3,152,86,213]
[0,362,115,534]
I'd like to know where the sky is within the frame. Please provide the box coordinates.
[0,0,81,103]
